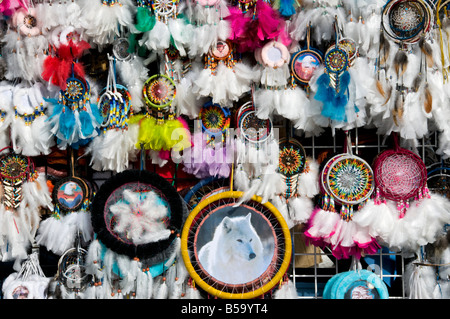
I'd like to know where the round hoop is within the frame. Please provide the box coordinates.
[143,74,176,110]
[113,37,132,62]
[64,77,87,103]
[290,49,323,85]
[239,110,272,144]
[278,138,307,178]
[209,40,233,61]
[324,46,349,74]
[373,147,427,201]
[180,191,292,299]
[91,170,183,260]
[199,102,231,137]
[325,154,374,205]
[260,41,290,69]
[52,176,89,213]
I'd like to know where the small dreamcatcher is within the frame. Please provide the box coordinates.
[130,73,191,154]
[134,0,192,55]
[192,40,258,107]
[2,252,51,299]
[304,132,379,260]
[0,148,52,262]
[46,71,102,149]
[183,176,230,211]
[36,148,93,256]
[180,190,292,299]
[182,101,233,179]
[290,23,324,88]
[254,40,310,121]
[313,17,352,124]
[271,138,319,228]
[233,101,283,205]
[87,55,137,173]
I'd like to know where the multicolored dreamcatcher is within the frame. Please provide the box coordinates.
[182,101,233,179]
[180,190,292,299]
[313,17,352,124]
[271,138,319,228]
[304,132,379,260]
[130,73,191,154]
[46,69,103,150]
[86,169,189,299]
[36,148,93,256]
[290,23,324,88]
[0,148,52,263]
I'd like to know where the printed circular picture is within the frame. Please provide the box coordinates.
[291,51,322,84]
[210,40,232,60]
[194,204,277,285]
[53,177,87,212]
[181,191,292,299]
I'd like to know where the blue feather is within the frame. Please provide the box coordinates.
[278,0,296,16]
[59,106,75,140]
[315,72,351,122]
[79,110,94,137]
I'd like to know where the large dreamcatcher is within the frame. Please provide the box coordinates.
[180,190,292,299]
[304,132,379,260]
[86,169,189,299]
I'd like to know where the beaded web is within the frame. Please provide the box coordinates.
[143,74,176,109]
[373,148,427,201]
[278,141,306,178]
[326,155,374,205]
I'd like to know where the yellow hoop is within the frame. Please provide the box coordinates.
[180,190,292,299]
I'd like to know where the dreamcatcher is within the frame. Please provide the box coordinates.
[253,39,310,122]
[43,39,103,150]
[353,133,450,253]
[3,4,48,82]
[323,258,389,299]
[46,231,92,299]
[0,149,52,263]
[182,101,233,179]
[371,0,435,142]
[233,101,284,205]
[310,17,363,134]
[2,251,51,299]
[36,148,93,256]
[270,138,319,229]
[10,82,55,157]
[180,190,293,299]
[87,55,138,173]
[185,0,231,57]
[113,34,151,114]
[87,169,189,299]
[304,132,379,260]
[183,176,230,211]
[191,40,260,107]
[129,73,191,159]
[134,0,193,56]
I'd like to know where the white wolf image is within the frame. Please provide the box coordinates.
[198,213,268,284]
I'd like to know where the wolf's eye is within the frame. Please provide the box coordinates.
[237,239,243,243]
[249,239,252,242]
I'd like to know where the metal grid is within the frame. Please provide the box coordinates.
[286,126,441,299]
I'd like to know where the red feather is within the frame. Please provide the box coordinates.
[41,40,90,90]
